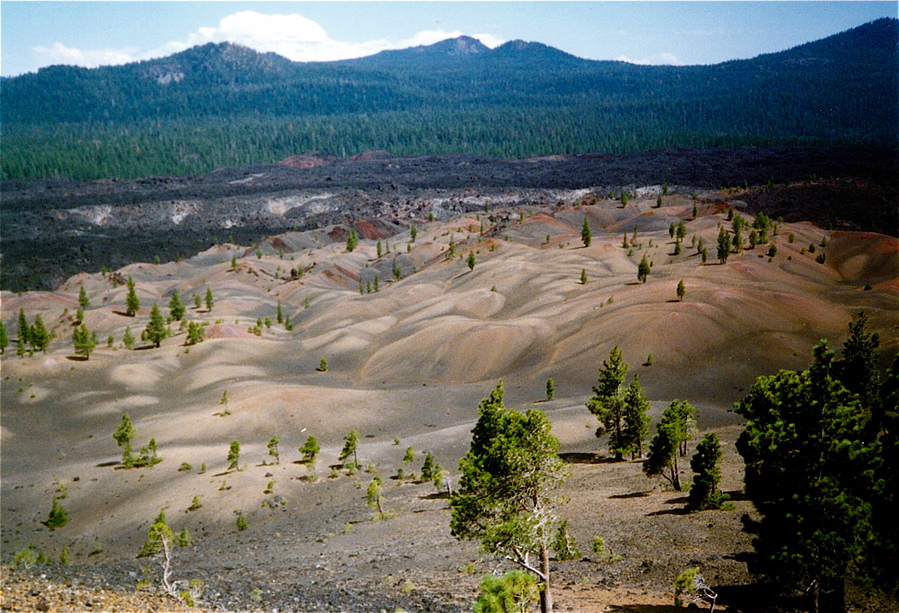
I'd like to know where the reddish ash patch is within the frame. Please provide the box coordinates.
[278,153,336,168]
[349,150,392,161]
[204,324,259,339]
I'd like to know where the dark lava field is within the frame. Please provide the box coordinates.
[2,145,895,292]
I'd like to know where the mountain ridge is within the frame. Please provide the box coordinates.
[1,18,896,180]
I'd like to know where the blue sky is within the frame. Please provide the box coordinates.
[1,2,896,77]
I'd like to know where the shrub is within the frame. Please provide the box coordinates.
[45,497,68,529]
[553,520,581,560]
[473,571,539,613]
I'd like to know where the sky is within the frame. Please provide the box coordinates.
[1,1,896,77]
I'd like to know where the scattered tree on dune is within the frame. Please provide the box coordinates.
[586,346,629,461]
[123,326,135,350]
[0,320,8,354]
[339,429,359,468]
[168,289,185,321]
[581,217,592,247]
[299,435,320,465]
[366,475,386,519]
[450,380,568,613]
[676,279,685,301]
[686,433,726,511]
[126,276,140,316]
[643,400,696,490]
[72,324,97,359]
[622,375,651,460]
[637,254,650,283]
[204,287,214,311]
[185,321,205,345]
[716,227,731,264]
[143,304,168,348]
[78,285,90,308]
[267,435,280,464]
[227,440,241,471]
[17,308,30,348]
[346,228,359,252]
[114,413,137,467]
[546,378,555,401]
[30,314,52,353]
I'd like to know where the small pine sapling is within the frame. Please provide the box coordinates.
[267,435,280,464]
[553,520,581,560]
[227,440,241,471]
[45,497,68,529]
[366,475,386,519]
[299,435,320,465]
[339,429,359,468]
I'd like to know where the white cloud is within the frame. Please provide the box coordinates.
[32,42,139,69]
[29,12,505,70]
[616,52,682,66]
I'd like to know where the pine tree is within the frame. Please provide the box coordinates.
[643,400,696,490]
[17,308,30,348]
[686,433,725,511]
[421,452,436,481]
[467,251,476,271]
[78,285,90,308]
[637,254,650,283]
[30,314,52,353]
[367,475,385,519]
[716,227,731,264]
[114,413,137,467]
[204,287,214,311]
[267,435,280,464]
[144,304,167,348]
[339,429,359,467]
[0,320,8,354]
[168,290,185,321]
[126,276,140,316]
[346,228,359,252]
[676,279,685,302]
[622,375,651,459]
[836,311,882,434]
[450,381,568,613]
[586,346,629,461]
[185,321,205,345]
[72,324,97,359]
[736,341,879,613]
[299,435,320,464]
[581,217,592,247]
[123,326,135,349]
[227,440,241,471]
[276,302,283,324]
[546,378,555,401]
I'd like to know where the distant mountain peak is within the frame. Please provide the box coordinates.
[407,35,490,57]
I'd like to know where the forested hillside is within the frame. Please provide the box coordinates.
[1,18,896,180]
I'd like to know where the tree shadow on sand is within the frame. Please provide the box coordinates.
[608,491,652,499]
[558,452,621,464]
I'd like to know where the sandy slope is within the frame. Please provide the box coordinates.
[1,192,896,611]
